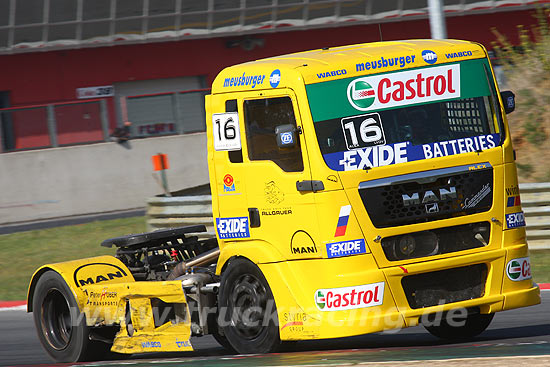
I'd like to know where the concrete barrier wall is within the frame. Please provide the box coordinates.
[0,134,209,225]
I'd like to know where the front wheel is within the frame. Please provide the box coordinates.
[32,271,113,362]
[424,311,494,340]
[218,257,280,354]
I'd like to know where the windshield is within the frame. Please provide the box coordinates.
[306,59,501,171]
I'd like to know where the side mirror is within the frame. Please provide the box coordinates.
[275,124,297,148]
[501,90,515,114]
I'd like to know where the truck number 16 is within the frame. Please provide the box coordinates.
[212,112,241,151]
[341,112,386,150]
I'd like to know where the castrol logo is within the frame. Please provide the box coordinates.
[506,257,532,281]
[347,64,460,111]
[315,282,384,311]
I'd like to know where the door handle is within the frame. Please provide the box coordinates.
[248,208,261,228]
[296,180,325,192]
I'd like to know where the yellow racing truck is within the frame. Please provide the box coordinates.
[28,39,540,362]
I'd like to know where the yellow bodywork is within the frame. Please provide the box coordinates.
[208,39,540,341]
[29,39,540,354]
[28,256,193,354]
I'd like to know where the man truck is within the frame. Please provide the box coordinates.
[27,39,540,362]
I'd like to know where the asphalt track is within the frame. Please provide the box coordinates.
[0,291,548,367]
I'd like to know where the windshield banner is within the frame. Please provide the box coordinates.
[307,59,490,123]
[324,133,500,171]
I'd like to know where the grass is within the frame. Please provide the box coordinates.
[0,216,146,301]
[530,249,550,284]
[0,216,549,301]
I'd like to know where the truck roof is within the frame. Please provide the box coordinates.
[211,39,487,92]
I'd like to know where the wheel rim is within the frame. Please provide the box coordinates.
[40,288,73,350]
[229,274,268,340]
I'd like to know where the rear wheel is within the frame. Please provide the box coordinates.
[32,271,113,362]
[218,258,280,354]
[424,311,494,340]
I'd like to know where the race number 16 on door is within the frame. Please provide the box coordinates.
[213,112,242,151]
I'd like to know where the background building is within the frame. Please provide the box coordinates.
[0,0,546,224]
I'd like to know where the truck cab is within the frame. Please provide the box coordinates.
[207,39,540,351]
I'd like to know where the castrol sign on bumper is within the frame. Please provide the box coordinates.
[506,257,532,281]
[347,64,460,111]
[315,282,384,311]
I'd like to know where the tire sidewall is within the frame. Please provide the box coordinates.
[32,271,90,362]
[218,257,280,354]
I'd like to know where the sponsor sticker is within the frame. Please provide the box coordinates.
[318,69,347,79]
[347,64,460,112]
[326,239,366,258]
[223,72,265,88]
[175,339,191,348]
[422,50,438,64]
[216,217,250,239]
[507,195,521,207]
[445,50,473,59]
[324,133,499,171]
[73,263,129,288]
[223,174,235,192]
[335,205,352,237]
[280,131,293,145]
[356,55,416,72]
[315,282,384,311]
[141,341,162,348]
[506,257,532,281]
[506,185,520,196]
[505,211,526,229]
[270,69,281,88]
[462,183,491,209]
[341,113,386,150]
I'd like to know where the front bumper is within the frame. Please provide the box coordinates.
[265,242,540,340]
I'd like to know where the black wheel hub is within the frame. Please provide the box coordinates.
[40,288,72,350]
[229,274,268,340]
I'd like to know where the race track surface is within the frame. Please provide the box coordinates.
[1,291,548,366]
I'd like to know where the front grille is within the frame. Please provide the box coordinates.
[381,221,490,261]
[402,264,487,309]
[359,164,493,228]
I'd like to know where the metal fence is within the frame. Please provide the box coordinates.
[0,99,109,152]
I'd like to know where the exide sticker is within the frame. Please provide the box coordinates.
[506,211,526,229]
[324,133,499,171]
[216,217,250,239]
[326,239,366,258]
[347,64,460,111]
[315,282,384,311]
[506,257,532,281]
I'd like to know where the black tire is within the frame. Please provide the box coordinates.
[32,271,113,362]
[218,257,280,354]
[424,312,495,340]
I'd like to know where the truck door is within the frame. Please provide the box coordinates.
[240,89,321,260]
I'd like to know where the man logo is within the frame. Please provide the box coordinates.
[425,203,439,213]
[347,80,376,110]
[422,50,438,64]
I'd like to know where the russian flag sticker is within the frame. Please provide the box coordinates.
[507,195,521,207]
[335,205,352,237]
